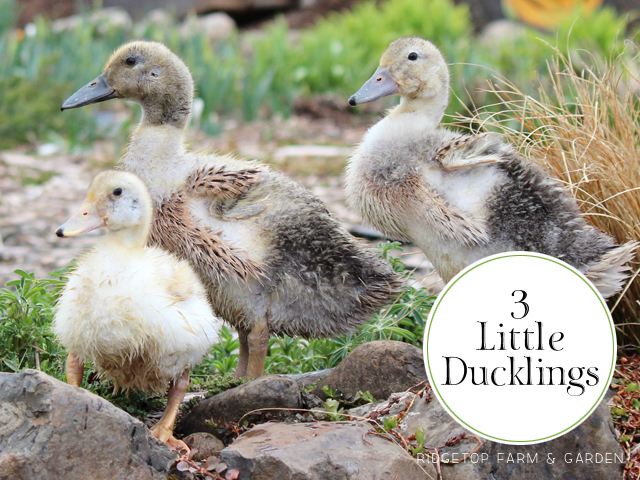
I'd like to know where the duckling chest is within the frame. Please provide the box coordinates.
[56,255,173,352]
[345,147,428,241]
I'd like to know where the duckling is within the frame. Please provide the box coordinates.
[53,170,221,451]
[61,41,402,379]
[346,37,636,298]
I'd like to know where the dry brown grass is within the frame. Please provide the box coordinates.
[456,45,640,345]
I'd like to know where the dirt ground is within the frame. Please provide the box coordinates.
[0,111,440,291]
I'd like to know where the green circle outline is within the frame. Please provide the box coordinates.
[425,252,616,444]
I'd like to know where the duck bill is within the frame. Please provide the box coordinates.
[348,66,399,106]
[61,71,117,111]
[56,202,104,238]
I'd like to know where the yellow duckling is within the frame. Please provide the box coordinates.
[346,37,636,298]
[53,170,220,451]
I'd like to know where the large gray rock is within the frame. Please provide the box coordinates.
[314,340,428,401]
[0,369,174,480]
[177,375,303,437]
[352,388,625,480]
[221,421,434,480]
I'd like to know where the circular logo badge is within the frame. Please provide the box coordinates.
[424,252,616,445]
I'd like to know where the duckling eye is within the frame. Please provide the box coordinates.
[408,52,418,61]
[125,57,136,66]
[113,188,122,196]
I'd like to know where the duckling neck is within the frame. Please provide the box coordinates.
[123,124,186,165]
[389,95,447,128]
[101,224,150,251]
[139,94,192,129]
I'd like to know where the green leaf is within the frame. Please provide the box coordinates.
[383,416,398,431]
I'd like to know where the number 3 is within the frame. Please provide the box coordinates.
[512,290,529,319]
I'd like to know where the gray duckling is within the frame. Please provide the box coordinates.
[62,41,402,379]
[346,37,636,298]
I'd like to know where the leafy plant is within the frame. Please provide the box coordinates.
[411,426,427,456]
[0,269,66,376]
[322,398,344,421]
[383,415,398,431]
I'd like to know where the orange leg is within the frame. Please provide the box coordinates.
[235,330,249,379]
[246,316,270,379]
[151,369,190,453]
[65,352,84,387]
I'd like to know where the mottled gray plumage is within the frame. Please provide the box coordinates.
[346,37,636,298]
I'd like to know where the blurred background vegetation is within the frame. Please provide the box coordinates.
[1,0,638,150]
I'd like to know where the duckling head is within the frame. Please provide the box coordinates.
[349,37,449,118]
[61,41,194,128]
[56,171,153,248]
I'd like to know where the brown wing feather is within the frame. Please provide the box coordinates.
[187,166,261,198]
[148,191,265,284]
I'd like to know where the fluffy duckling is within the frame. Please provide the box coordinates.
[61,41,401,379]
[53,170,220,451]
[346,37,636,297]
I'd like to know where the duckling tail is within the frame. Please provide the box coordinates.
[584,241,638,299]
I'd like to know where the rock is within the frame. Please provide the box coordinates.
[314,341,428,401]
[51,8,133,34]
[282,368,333,389]
[361,387,625,479]
[179,13,236,44]
[183,432,225,462]
[220,421,433,479]
[0,370,174,480]
[478,19,527,49]
[135,9,174,36]
[177,375,302,437]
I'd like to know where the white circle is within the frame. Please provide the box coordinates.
[424,252,616,445]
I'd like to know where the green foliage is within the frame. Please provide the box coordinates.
[411,426,427,456]
[294,0,471,98]
[322,397,344,421]
[192,325,239,378]
[464,6,634,112]
[382,415,398,431]
[1,0,635,149]
[0,0,17,36]
[0,269,66,376]
[358,390,376,404]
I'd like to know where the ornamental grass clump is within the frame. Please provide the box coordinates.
[459,46,640,344]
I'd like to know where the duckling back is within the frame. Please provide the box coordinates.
[257,171,402,337]
[347,129,635,298]
[146,154,403,338]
